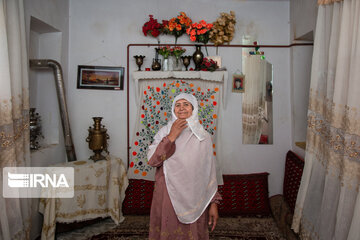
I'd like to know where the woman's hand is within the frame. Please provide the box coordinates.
[168,119,187,142]
[208,203,219,232]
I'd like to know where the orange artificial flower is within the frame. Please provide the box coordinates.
[186,20,213,45]
[200,29,207,34]
[163,12,192,44]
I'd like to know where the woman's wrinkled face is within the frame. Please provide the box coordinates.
[174,99,193,119]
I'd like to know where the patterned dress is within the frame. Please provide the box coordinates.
[148,136,221,240]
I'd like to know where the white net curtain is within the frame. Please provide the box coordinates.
[292,0,360,239]
[242,55,271,144]
[0,0,32,239]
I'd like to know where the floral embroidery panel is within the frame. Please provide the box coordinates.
[128,79,222,180]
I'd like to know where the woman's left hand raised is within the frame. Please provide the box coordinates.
[208,203,219,232]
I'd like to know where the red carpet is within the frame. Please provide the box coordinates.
[89,215,285,240]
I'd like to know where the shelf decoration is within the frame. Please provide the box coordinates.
[142,15,162,39]
[186,20,213,55]
[209,11,236,54]
[199,57,219,72]
[249,41,265,59]
[172,46,186,70]
[162,12,192,44]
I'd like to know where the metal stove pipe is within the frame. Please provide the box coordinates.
[29,59,76,162]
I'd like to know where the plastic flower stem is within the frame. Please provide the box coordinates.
[205,44,209,56]
[216,46,218,55]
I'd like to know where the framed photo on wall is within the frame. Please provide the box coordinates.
[77,65,124,90]
[232,73,245,93]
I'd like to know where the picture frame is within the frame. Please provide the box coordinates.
[77,65,124,90]
[232,73,245,93]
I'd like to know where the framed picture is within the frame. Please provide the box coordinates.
[77,65,124,90]
[232,73,245,93]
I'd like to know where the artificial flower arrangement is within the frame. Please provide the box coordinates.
[186,20,213,44]
[172,46,186,58]
[158,46,172,59]
[209,11,236,53]
[158,46,186,59]
[186,20,213,55]
[142,15,162,38]
[162,12,192,44]
[200,58,219,72]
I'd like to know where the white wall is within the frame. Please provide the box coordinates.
[291,0,318,40]
[289,0,316,157]
[68,0,292,196]
[24,1,69,239]
[290,45,313,158]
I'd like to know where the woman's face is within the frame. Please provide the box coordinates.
[174,99,193,119]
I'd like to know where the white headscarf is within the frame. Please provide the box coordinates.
[148,93,218,224]
[170,93,208,141]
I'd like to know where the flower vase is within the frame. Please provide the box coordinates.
[152,58,161,71]
[172,56,182,71]
[163,58,170,71]
[192,44,204,71]
[151,48,161,71]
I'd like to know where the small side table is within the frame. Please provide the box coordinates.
[39,155,128,240]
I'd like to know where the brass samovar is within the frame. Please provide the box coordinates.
[29,108,42,150]
[86,117,109,161]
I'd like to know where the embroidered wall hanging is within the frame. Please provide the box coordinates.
[128,71,227,182]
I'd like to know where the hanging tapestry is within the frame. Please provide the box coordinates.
[128,71,227,182]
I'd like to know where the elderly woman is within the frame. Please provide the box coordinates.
[147,93,221,240]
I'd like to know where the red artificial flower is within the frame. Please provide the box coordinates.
[142,15,162,38]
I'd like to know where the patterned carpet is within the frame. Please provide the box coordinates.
[87,215,285,240]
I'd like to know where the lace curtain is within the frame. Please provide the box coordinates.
[242,56,271,144]
[292,1,360,239]
[0,0,32,239]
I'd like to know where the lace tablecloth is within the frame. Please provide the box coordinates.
[39,155,128,240]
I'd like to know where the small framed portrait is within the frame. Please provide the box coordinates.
[77,65,124,90]
[232,73,245,93]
